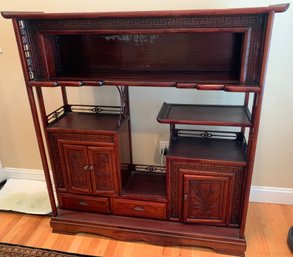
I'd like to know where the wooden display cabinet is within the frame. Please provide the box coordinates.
[2,4,289,256]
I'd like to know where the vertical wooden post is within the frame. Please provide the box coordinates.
[241,92,250,134]
[27,87,58,216]
[125,86,133,166]
[239,11,276,237]
[12,19,57,216]
[61,87,70,111]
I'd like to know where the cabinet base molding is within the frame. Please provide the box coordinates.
[51,209,246,256]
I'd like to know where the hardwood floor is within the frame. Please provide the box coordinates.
[0,203,292,257]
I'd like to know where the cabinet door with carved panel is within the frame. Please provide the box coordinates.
[88,146,118,195]
[180,170,235,226]
[62,144,92,194]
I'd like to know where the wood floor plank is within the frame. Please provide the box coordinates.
[103,239,118,257]
[25,216,53,247]
[281,204,293,228]
[0,212,22,241]
[0,203,292,257]
[1,214,43,245]
[68,234,102,256]
[258,204,292,257]
[162,245,173,256]
[245,203,271,257]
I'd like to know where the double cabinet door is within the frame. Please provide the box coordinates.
[59,142,118,196]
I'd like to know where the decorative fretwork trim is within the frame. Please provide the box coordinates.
[116,86,129,126]
[46,104,122,125]
[18,20,35,80]
[134,164,166,174]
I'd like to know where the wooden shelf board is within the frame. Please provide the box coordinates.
[122,171,166,201]
[168,136,246,166]
[46,112,123,132]
[28,79,261,92]
[157,103,251,127]
[54,70,240,84]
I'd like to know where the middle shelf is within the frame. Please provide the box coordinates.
[168,136,247,166]
[122,170,167,201]
[157,102,251,127]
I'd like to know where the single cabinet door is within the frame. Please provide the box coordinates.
[62,144,92,194]
[88,146,118,195]
[182,171,235,225]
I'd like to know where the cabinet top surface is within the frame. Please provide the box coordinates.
[46,112,123,133]
[1,4,289,19]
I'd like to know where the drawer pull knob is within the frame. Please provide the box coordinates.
[79,201,88,206]
[89,165,94,171]
[83,165,89,171]
[133,205,144,212]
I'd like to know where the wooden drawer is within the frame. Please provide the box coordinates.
[59,193,110,214]
[112,198,167,220]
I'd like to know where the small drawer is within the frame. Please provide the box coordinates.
[112,198,167,220]
[59,193,110,214]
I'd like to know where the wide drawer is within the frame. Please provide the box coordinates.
[112,198,167,220]
[59,193,110,214]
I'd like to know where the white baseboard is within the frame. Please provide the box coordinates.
[2,167,293,205]
[3,167,45,181]
[249,185,293,205]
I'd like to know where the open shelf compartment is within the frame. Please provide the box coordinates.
[157,102,252,127]
[43,31,243,84]
[168,134,247,166]
[122,169,167,201]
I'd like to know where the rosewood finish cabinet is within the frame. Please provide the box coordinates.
[2,4,289,256]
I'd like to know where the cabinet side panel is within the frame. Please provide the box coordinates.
[48,133,67,190]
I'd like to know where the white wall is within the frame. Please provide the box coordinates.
[0,0,293,188]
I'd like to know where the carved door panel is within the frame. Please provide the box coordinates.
[88,146,118,195]
[62,144,92,194]
[182,171,235,225]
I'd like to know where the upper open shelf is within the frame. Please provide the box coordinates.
[29,29,263,91]
[157,102,251,127]
[6,6,280,91]
[45,32,243,84]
